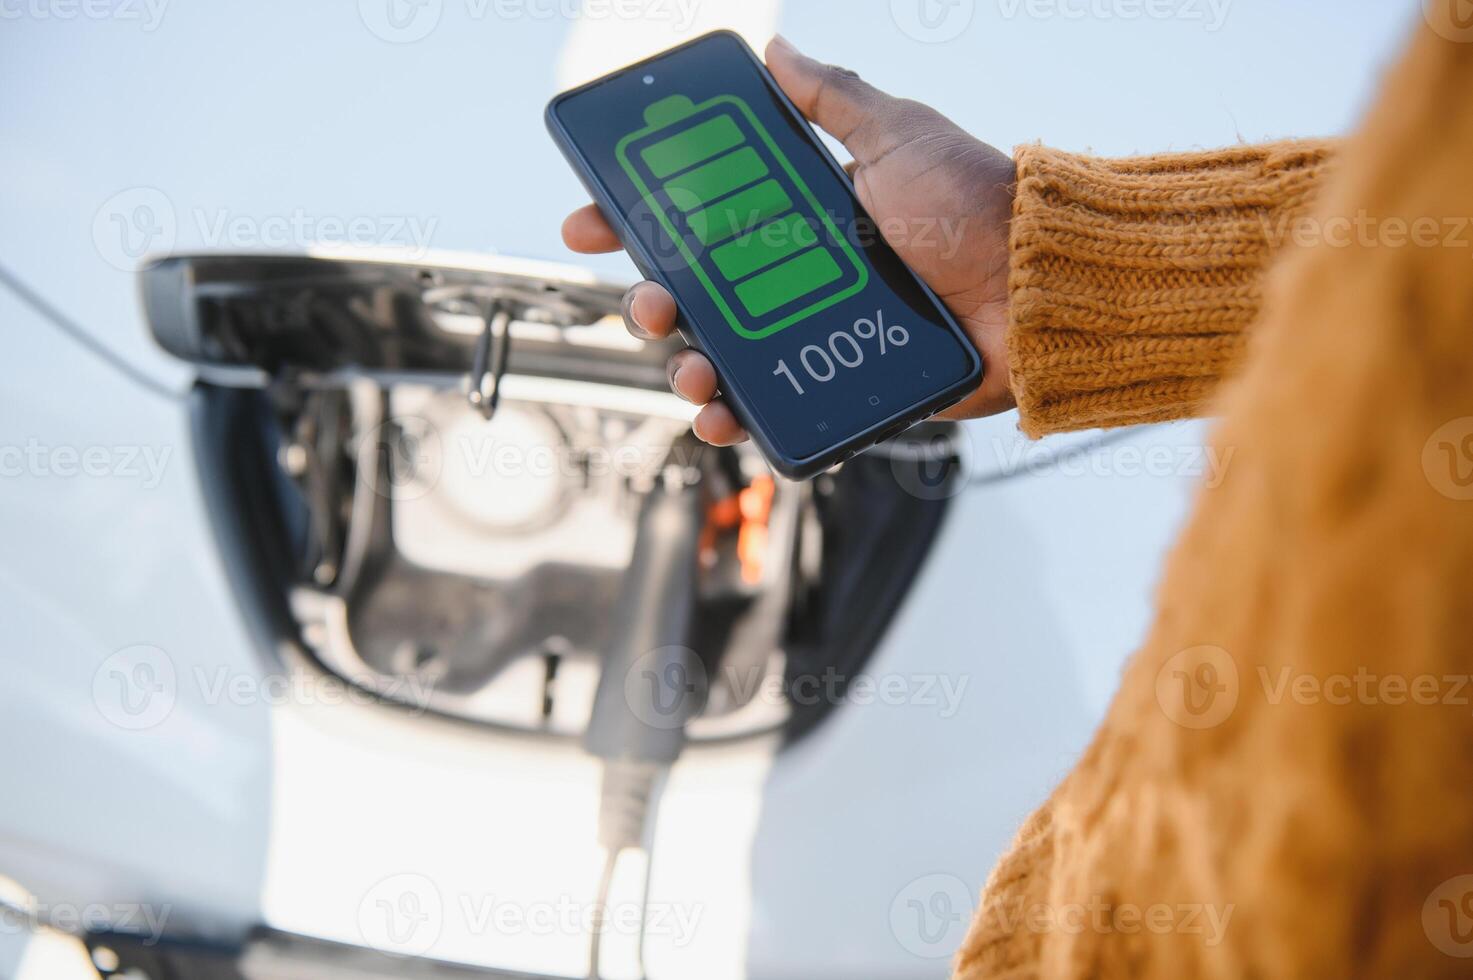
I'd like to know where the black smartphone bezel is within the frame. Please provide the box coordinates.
[545,30,983,480]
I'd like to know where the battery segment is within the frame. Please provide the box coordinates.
[616,94,868,340]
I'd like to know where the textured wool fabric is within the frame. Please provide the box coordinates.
[1008,140,1336,437]
[957,10,1473,980]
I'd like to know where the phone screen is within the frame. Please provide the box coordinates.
[548,32,978,466]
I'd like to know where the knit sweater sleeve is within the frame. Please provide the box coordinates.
[1005,140,1336,438]
[956,11,1473,980]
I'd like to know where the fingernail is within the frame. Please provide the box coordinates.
[623,290,654,339]
[770,34,796,54]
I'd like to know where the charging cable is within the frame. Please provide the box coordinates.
[582,450,706,979]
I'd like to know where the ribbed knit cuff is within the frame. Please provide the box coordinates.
[1006,140,1336,438]
[952,803,1055,980]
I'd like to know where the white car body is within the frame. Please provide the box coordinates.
[0,2,1406,977]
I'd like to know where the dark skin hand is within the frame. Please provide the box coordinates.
[561,35,1017,446]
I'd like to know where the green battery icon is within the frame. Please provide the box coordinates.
[616,93,868,340]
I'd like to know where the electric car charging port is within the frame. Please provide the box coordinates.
[144,252,963,748]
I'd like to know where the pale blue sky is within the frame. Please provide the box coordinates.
[0,0,1418,378]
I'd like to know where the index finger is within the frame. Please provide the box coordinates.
[561,203,624,254]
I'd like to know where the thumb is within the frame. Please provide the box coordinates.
[764,35,906,167]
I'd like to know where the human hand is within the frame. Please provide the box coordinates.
[561,35,1016,446]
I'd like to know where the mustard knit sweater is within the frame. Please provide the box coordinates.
[958,9,1473,979]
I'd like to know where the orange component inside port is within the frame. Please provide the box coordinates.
[700,475,775,584]
[737,475,775,585]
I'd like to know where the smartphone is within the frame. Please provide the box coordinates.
[545,30,982,480]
